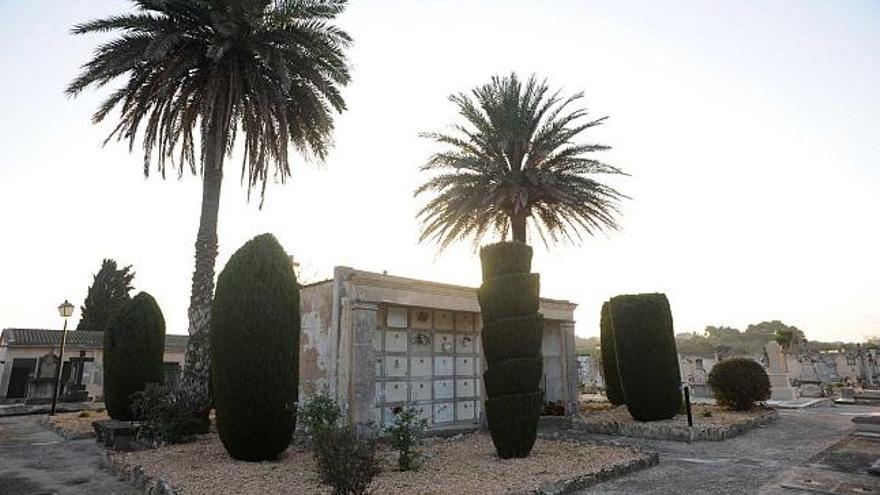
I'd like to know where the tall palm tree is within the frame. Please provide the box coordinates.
[416,73,627,250]
[67,0,351,416]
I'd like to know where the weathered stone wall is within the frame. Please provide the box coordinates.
[298,281,334,400]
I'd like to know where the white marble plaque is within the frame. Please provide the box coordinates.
[435,333,454,353]
[385,356,406,377]
[434,402,453,423]
[410,380,431,401]
[385,381,407,402]
[385,331,407,353]
[434,356,453,375]
[456,334,476,354]
[387,307,408,328]
[455,357,474,376]
[456,378,475,397]
[410,356,432,377]
[456,401,475,421]
[434,379,454,399]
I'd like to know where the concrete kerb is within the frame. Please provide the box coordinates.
[525,452,660,495]
[100,451,177,495]
[40,415,96,440]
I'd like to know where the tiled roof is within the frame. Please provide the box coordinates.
[0,328,188,350]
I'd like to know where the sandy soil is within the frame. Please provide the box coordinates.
[115,431,651,494]
[579,403,770,428]
[49,410,109,436]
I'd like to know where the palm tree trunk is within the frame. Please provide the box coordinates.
[511,213,527,243]
[179,122,225,431]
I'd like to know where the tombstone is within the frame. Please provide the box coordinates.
[766,341,798,401]
[26,353,60,402]
[799,383,824,398]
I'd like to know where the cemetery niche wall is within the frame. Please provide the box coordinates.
[298,267,579,430]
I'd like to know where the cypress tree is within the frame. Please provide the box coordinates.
[77,259,135,331]
[599,301,625,406]
[103,292,165,421]
[478,241,543,458]
[211,233,300,461]
[609,293,681,421]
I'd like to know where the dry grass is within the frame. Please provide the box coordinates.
[115,431,650,495]
[579,403,769,428]
[49,409,109,436]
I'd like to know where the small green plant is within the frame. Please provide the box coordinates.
[701,409,713,418]
[708,358,771,411]
[384,404,428,471]
[78,410,92,418]
[131,383,203,446]
[313,426,381,495]
[299,391,343,439]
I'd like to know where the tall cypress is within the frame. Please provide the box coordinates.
[77,259,135,332]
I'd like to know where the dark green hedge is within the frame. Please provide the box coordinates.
[708,358,771,411]
[485,391,543,459]
[103,292,165,421]
[211,233,300,461]
[481,314,543,367]
[609,293,681,422]
[599,301,625,406]
[480,241,532,280]
[477,273,540,325]
[483,357,543,396]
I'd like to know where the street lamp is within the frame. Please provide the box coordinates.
[50,299,75,416]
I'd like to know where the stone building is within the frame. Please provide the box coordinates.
[0,328,187,403]
[299,267,579,430]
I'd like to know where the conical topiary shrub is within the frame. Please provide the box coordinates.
[211,233,300,461]
[103,292,166,421]
[478,241,543,458]
[599,301,625,406]
[609,293,681,421]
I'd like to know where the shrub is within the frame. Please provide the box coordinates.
[481,314,543,367]
[299,391,343,439]
[131,383,202,446]
[211,233,300,461]
[708,358,771,411]
[542,400,566,416]
[103,292,166,421]
[478,241,544,459]
[701,409,713,418]
[78,410,92,418]
[314,426,381,495]
[599,301,625,406]
[609,293,682,422]
[384,404,428,471]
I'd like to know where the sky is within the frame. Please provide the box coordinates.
[0,0,878,343]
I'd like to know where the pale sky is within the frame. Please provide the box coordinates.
[1,1,878,343]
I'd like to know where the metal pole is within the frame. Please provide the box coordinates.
[49,318,69,416]
[684,385,693,427]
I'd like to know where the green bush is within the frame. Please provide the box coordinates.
[103,292,165,421]
[384,404,428,471]
[480,241,532,280]
[483,357,543,396]
[481,314,543,367]
[477,273,540,325]
[708,358,771,411]
[599,301,625,406]
[484,391,543,458]
[314,426,381,495]
[131,383,202,446]
[299,391,342,439]
[211,233,300,461]
[609,293,682,422]
[478,241,543,459]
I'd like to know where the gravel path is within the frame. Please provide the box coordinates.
[0,414,138,495]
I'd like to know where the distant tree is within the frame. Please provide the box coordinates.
[77,259,135,332]
[865,336,880,349]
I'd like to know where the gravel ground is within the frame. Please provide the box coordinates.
[115,432,652,494]
[580,404,767,428]
[49,410,109,436]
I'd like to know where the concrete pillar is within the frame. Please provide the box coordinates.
[349,301,378,427]
[560,321,579,416]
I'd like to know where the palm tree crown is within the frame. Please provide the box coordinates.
[416,73,627,250]
[67,0,351,202]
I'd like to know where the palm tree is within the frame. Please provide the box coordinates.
[416,73,626,250]
[67,0,352,417]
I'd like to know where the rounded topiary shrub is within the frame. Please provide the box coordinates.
[103,292,166,421]
[478,241,543,459]
[708,358,771,411]
[211,233,300,461]
[599,301,625,406]
[609,293,682,422]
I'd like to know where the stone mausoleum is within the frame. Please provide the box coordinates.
[299,267,580,430]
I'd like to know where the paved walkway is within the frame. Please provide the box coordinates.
[0,414,137,495]
[578,404,879,494]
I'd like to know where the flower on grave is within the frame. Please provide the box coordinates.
[392,406,403,415]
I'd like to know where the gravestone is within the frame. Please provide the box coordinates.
[766,341,798,401]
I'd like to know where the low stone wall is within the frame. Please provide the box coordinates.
[572,409,779,442]
[101,452,177,495]
[526,453,659,495]
[40,415,95,440]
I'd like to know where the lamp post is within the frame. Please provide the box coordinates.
[50,299,75,416]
